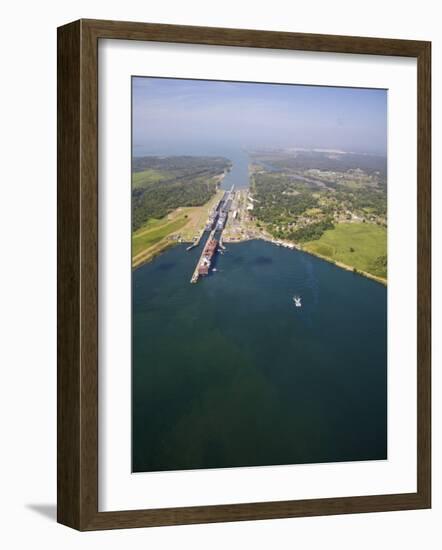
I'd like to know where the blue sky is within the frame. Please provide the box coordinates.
[132,77,387,155]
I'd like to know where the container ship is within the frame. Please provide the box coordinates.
[197,238,218,276]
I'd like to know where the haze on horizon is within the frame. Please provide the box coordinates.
[133,77,387,156]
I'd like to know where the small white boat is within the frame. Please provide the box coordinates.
[293,295,302,307]
[212,268,218,272]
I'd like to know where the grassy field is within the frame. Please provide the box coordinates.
[132,190,224,268]
[303,223,387,280]
[132,215,189,258]
[178,190,224,241]
[132,169,168,189]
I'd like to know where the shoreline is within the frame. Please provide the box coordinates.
[298,245,387,286]
[132,166,387,285]
[134,226,387,286]
[224,231,387,286]
[132,239,178,269]
[132,173,226,270]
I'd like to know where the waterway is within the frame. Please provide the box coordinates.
[133,142,250,191]
[132,147,387,473]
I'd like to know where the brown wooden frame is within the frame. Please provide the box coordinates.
[57,18,431,531]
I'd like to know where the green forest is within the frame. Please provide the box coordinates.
[251,155,387,245]
[334,186,387,217]
[249,150,388,280]
[132,156,230,231]
[287,219,335,242]
[252,173,319,225]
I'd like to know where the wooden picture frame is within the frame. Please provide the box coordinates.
[57,18,431,530]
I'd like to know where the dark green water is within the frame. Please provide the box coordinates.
[132,238,387,472]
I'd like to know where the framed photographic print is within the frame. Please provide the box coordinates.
[57,19,431,530]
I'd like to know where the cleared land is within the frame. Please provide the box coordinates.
[133,215,189,257]
[303,223,387,281]
[178,189,224,241]
[132,155,230,230]
[132,190,224,269]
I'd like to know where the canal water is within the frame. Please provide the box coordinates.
[132,143,250,191]
[132,148,387,473]
[220,149,250,190]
